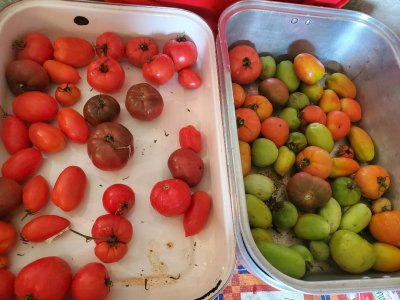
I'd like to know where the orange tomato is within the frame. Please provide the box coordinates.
[340,98,362,122]
[232,82,246,108]
[296,146,332,179]
[301,105,326,129]
[55,83,81,106]
[369,211,400,247]
[260,116,289,147]
[28,122,66,153]
[329,157,360,178]
[354,165,391,199]
[243,94,273,121]
[293,53,325,85]
[43,60,81,84]
[235,108,261,143]
[326,111,351,141]
[318,89,341,113]
[53,36,95,67]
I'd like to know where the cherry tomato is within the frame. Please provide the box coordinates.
[1,147,42,183]
[163,35,198,71]
[87,57,125,93]
[178,67,202,89]
[21,215,70,243]
[0,269,15,300]
[96,31,125,62]
[12,91,58,123]
[179,125,202,152]
[142,53,175,85]
[150,178,192,217]
[14,256,72,300]
[229,44,262,85]
[1,114,30,154]
[0,221,17,255]
[13,32,53,65]
[125,36,159,67]
[43,60,81,84]
[52,166,87,212]
[28,122,66,153]
[183,191,211,237]
[71,262,112,300]
[91,214,133,263]
[22,175,49,218]
[53,36,95,67]
[102,183,135,216]
[57,107,90,144]
[54,83,81,106]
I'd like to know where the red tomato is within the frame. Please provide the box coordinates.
[91,214,133,263]
[0,269,15,300]
[125,36,159,67]
[54,83,81,106]
[22,175,49,217]
[183,191,211,237]
[1,147,42,183]
[12,91,58,123]
[142,53,175,85]
[163,35,198,71]
[1,114,30,154]
[71,263,112,300]
[102,183,135,216]
[179,125,202,152]
[301,105,327,129]
[326,110,351,141]
[150,178,192,217]
[52,166,87,212]
[28,122,66,153]
[87,57,125,93]
[14,256,72,300]
[57,108,90,144]
[178,67,202,89]
[96,32,125,62]
[0,221,17,255]
[43,60,81,84]
[0,256,9,270]
[13,32,53,65]
[53,36,95,67]
[229,45,262,85]
[21,215,70,243]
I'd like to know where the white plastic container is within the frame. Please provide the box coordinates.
[0,1,236,299]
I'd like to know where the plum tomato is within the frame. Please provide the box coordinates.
[125,36,159,67]
[83,94,121,126]
[13,32,53,65]
[229,44,262,85]
[71,262,112,300]
[28,122,66,153]
[0,221,18,255]
[22,175,49,218]
[293,53,325,85]
[54,83,81,106]
[0,113,30,155]
[179,125,202,152]
[87,122,134,171]
[95,31,125,61]
[57,107,90,144]
[14,256,72,300]
[91,214,133,263]
[178,67,202,89]
[21,215,70,243]
[163,35,198,71]
[102,183,135,216]
[0,177,22,218]
[43,60,81,84]
[0,269,15,300]
[183,191,211,237]
[53,36,95,67]
[52,166,87,212]
[150,178,192,217]
[12,91,58,123]
[87,57,125,93]
[125,82,164,121]
[142,53,175,85]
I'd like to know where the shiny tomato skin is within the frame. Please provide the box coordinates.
[57,107,90,144]
[150,178,192,217]
[1,147,42,183]
[163,35,198,71]
[52,166,87,212]
[43,60,81,84]
[22,175,49,216]
[1,115,30,154]
[14,32,53,65]
[96,31,125,61]
[293,53,325,85]
[178,67,202,89]
[12,91,58,123]
[21,215,70,243]
[71,262,112,300]
[14,256,72,300]
[0,269,15,300]
[0,221,18,255]
[53,36,95,67]
[125,36,159,67]
[28,122,66,153]
[142,53,175,85]
[54,83,81,106]
[183,191,211,237]
[102,183,135,216]
[179,125,202,152]
[229,45,262,85]
[87,57,125,93]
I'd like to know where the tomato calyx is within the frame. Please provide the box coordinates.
[96,43,109,56]
[103,133,133,157]
[99,62,109,73]
[175,35,188,43]
[105,277,113,288]
[242,57,252,68]
[139,43,150,51]
[378,176,390,192]
[0,105,10,119]
[12,39,26,51]
[236,116,245,128]
[298,158,311,169]
[162,184,171,191]
[57,83,73,93]
[24,294,37,300]
[69,228,126,247]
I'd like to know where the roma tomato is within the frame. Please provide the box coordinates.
[183,191,211,237]
[0,269,15,300]
[102,183,135,216]
[142,53,175,85]
[326,110,351,141]
[293,53,325,85]
[14,256,72,300]
[53,36,95,67]
[340,97,362,122]
[57,107,90,144]
[12,91,58,123]
[91,214,133,263]
[96,31,125,61]
[13,32,53,65]
[0,221,17,255]
[125,36,159,67]
[369,211,400,247]
[28,122,65,153]
[229,45,262,85]
[178,67,202,89]
[54,83,81,106]
[354,165,391,200]
[235,108,261,143]
[1,147,42,183]
[21,215,70,243]
[150,178,192,217]
[43,60,81,84]
[52,166,87,212]
[296,146,332,179]
[179,125,202,152]
[163,35,197,71]
[22,175,49,217]
[87,57,125,93]
[71,262,112,300]
[1,114,30,154]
